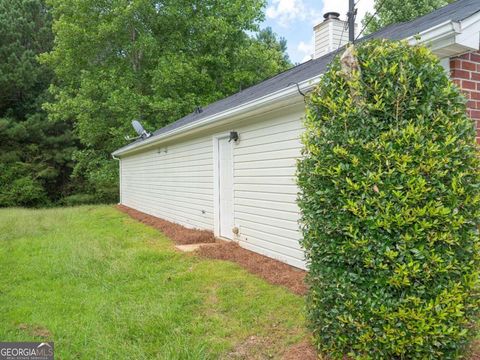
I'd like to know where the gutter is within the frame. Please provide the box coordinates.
[112,75,320,157]
[113,16,478,157]
[405,20,458,44]
[406,15,480,54]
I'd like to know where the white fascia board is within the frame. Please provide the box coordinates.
[112,76,320,156]
[459,10,480,30]
[456,11,480,50]
[407,20,459,51]
[408,11,480,55]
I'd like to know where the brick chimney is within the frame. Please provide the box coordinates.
[313,12,355,59]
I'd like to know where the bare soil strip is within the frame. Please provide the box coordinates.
[116,205,307,295]
[196,242,307,296]
[116,205,216,245]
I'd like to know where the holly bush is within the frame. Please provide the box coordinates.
[297,40,480,359]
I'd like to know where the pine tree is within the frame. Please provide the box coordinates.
[0,0,77,206]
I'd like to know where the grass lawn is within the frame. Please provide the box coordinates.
[0,206,307,359]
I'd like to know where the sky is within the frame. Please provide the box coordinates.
[262,0,375,64]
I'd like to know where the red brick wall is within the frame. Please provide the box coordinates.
[450,51,480,143]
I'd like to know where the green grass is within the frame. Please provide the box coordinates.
[0,206,307,359]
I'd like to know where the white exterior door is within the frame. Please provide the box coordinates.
[217,137,234,239]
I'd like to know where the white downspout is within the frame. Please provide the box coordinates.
[112,154,122,204]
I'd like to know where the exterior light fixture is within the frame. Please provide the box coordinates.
[229,131,239,142]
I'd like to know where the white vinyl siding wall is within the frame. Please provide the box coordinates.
[119,105,307,269]
[233,111,305,269]
[120,137,214,230]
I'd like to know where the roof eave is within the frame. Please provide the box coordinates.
[407,12,480,58]
[113,10,480,158]
[112,75,321,157]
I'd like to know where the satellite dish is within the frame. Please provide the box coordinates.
[132,120,145,136]
[125,119,151,141]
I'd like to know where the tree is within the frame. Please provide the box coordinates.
[298,40,480,358]
[0,0,77,206]
[364,0,455,34]
[41,0,291,201]
[256,27,290,65]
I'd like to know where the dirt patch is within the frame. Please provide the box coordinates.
[226,336,317,359]
[282,340,318,360]
[469,339,480,360]
[117,205,306,295]
[224,336,273,360]
[17,323,52,338]
[196,242,307,296]
[116,205,215,245]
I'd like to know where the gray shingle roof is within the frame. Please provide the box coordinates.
[116,0,480,154]
[362,0,480,41]
[149,50,337,138]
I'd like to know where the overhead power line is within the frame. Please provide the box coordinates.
[355,0,387,41]
[338,21,349,49]
[339,0,358,49]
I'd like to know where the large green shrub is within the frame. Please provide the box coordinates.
[298,40,480,359]
[0,163,48,207]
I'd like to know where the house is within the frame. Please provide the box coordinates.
[112,0,480,270]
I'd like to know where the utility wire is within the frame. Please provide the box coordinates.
[338,20,349,49]
[355,0,387,41]
[338,4,358,49]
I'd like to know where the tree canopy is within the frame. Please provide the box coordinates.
[40,0,291,201]
[364,0,455,34]
[0,0,77,206]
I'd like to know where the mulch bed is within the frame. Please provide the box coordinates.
[469,340,480,360]
[196,241,307,296]
[116,205,216,245]
[116,205,307,295]
[282,340,318,360]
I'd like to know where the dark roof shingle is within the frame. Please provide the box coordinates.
[116,0,480,153]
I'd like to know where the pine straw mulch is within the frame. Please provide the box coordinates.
[116,205,307,295]
[196,241,307,296]
[470,340,480,360]
[116,205,216,245]
[117,205,312,356]
[282,340,318,360]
